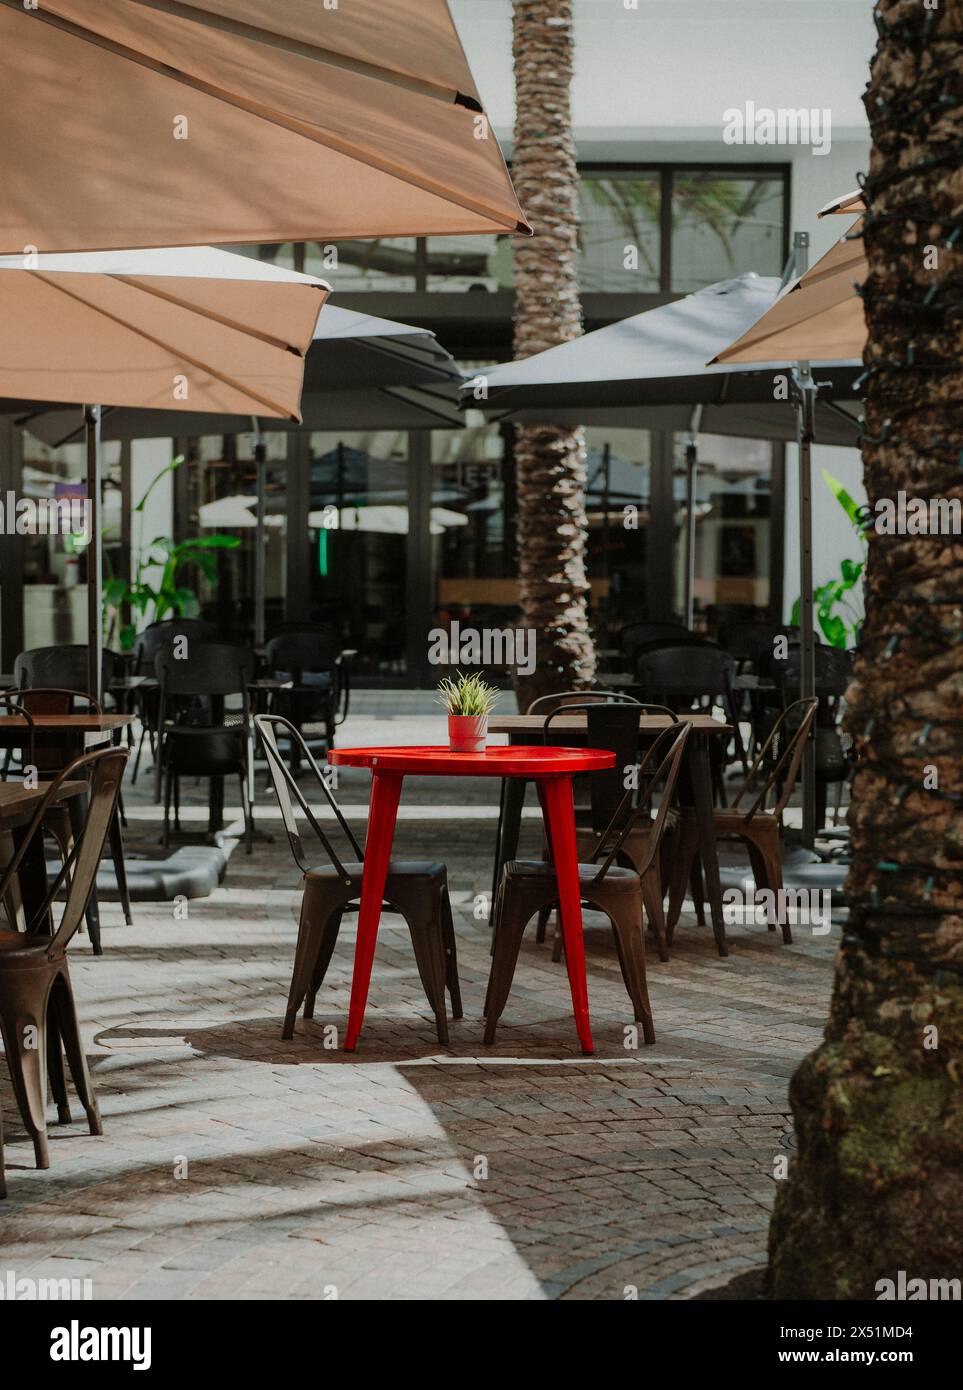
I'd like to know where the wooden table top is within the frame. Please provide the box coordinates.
[489,713,730,734]
[0,779,85,829]
[0,713,132,731]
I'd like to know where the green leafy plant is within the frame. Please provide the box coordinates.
[791,469,867,649]
[103,455,240,649]
[435,671,500,717]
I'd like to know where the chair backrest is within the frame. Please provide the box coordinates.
[526,688,639,716]
[718,620,798,666]
[15,645,123,692]
[254,714,362,883]
[133,619,219,672]
[264,632,341,680]
[0,747,128,952]
[590,722,691,883]
[731,697,819,820]
[634,643,736,707]
[543,702,643,832]
[15,688,100,773]
[779,643,853,699]
[155,643,254,700]
[0,696,35,773]
[619,620,688,659]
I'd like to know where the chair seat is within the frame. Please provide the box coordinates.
[0,929,54,961]
[505,859,640,890]
[305,859,446,886]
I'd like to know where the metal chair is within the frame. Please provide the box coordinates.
[0,688,132,944]
[634,641,746,786]
[484,724,690,1046]
[255,714,460,1045]
[263,630,352,768]
[129,619,219,783]
[0,747,127,1181]
[155,644,256,852]
[13,645,126,700]
[666,698,819,945]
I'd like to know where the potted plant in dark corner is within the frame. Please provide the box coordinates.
[436,671,500,753]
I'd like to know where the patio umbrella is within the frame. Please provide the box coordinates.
[10,306,467,445]
[469,274,862,442]
[0,244,329,698]
[6,305,468,651]
[0,0,529,252]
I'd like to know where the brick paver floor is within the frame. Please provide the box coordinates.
[0,714,839,1300]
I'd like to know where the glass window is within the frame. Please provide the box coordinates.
[20,429,122,650]
[306,430,411,678]
[672,432,773,629]
[304,238,418,292]
[430,423,515,668]
[670,171,785,293]
[425,234,515,292]
[583,428,653,645]
[578,172,661,292]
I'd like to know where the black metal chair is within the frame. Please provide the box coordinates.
[634,642,746,789]
[155,644,256,852]
[263,630,352,770]
[762,643,854,830]
[130,619,219,784]
[718,620,799,671]
[255,714,460,1044]
[13,646,126,701]
[484,724,690,1047]
[618,619,688,664]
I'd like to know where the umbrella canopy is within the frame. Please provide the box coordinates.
[0,246,329,419]
[713,221,867,366]
[469,274,861,445]
[9,305,466,445]
[0,0,529,252]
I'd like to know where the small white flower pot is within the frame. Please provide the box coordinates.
[448,713,488,753]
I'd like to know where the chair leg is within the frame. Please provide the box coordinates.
[483,886,538,1044]
[404,907,450,1047]
[0,997,51,1168]
[162,765,173,848]
[67,794,101,956]
[49,972,102,1136]
[283,896,339,1039]
[303,908,343,1020]
[108,811,133,927]
[238,772,253,855]
[46,1013,71,1125]
[534,905,551,943]
[665,817,699,943]
[605,898,656,1043]
[690,854,706,927]
[749,829,791,944]
[641,866,669,963]
[440,888,463,1020]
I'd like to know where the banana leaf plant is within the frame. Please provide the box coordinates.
[103,455,240,649]
[791,470,867,649]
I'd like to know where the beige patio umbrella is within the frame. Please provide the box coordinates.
[0,0,529,252]
[0,244,329,696]
[713,219,867,365]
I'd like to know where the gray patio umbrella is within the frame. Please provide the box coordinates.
[464,272,864,850]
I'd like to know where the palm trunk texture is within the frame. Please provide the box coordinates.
[768,0,963,1297]
[511,0,596,709]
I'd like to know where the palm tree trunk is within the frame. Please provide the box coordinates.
[769,0,963,1297]
[511,0,596,709]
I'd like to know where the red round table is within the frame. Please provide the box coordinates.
[328,745,616,1054]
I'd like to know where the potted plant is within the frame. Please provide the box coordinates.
[436,671,500,753]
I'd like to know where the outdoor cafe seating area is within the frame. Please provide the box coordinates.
[0,609,853,1196]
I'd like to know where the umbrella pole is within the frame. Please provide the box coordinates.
[683,406,703,630]
[85,404,103,703]
[793,363,818,852]
[252,420,267,651]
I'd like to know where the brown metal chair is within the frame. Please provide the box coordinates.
[0,747,128,1182]
[666,697,819,945]
[483,723,690,1047]
[255,714,461,1045]
[0,689,133,946]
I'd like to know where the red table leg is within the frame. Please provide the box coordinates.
[344,769,404,1051]
[538,775,594,1055]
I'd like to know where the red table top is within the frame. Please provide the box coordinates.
[328,745,616,778]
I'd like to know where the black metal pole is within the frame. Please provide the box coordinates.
[252,419,267,651]
[792,232,817,850]
[85,404,103,703]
